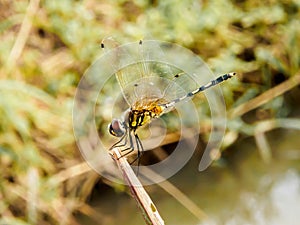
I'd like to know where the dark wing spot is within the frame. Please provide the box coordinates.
[139,40,143,45]
[134,83,138,87]
[174,74,179,78]
[101,43,104,48]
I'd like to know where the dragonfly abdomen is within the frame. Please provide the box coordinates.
[163,72,236,109]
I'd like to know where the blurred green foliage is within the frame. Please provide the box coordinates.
[0,0,300,224]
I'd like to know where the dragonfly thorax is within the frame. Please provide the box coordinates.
[128,105,163,130]
[128,110,155,130]
[127,98,166,130]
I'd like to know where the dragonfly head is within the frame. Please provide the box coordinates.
[108,119,126,137]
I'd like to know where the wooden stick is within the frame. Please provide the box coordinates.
[110,148,165,225]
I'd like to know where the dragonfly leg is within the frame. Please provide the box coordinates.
[117,129,135,159]
[109,129,128,150]
[129,133,144,166]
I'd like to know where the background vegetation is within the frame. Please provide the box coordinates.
[0,0,300,224]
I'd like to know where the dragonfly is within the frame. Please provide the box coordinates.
[102,39,236,163]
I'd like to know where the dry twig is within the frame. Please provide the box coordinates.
[229,74,300,118]
[110,148,165,225]
[7,0,40,73]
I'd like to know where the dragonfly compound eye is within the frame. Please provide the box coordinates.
[108,119,125,137]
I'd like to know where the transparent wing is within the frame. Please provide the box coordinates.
[106,40,212,109]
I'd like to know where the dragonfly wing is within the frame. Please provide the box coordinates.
[106,40,211,108]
